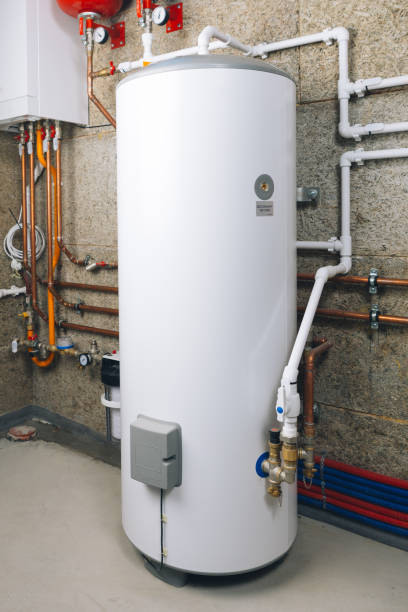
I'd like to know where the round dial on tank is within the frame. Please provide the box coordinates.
[152,6,169,25]
[93,26,109,44]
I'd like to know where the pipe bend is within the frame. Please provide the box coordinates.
[32,353,55,367]
[340,149,358,166]
[329,26,349,42]
[197,26,221,53]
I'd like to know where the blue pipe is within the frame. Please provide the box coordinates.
[314,464,408,499]
[298,467,408,506]
[298,494,408,537]
[298,468,408,513]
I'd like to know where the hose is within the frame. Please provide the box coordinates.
[315,454,408,490]
[298,482,408,525]
[298,468,408,511]
[298,494,408,537]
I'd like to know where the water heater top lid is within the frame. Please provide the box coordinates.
[56,0,123,18]
[117,54,295,90]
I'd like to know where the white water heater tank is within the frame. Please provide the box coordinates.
[117,55,297,576]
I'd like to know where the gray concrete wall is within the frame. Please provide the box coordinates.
[2,0,405,476]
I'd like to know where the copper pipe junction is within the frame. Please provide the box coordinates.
[54,123,117,270]
[303,338,333,437]
[87,35,116,129]
[301,337,332,481]
[21,122,118,341]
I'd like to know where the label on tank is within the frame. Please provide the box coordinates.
[256,202,274,216]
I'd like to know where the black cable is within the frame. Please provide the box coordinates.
[79,123,112,129]
[160,488,164,569]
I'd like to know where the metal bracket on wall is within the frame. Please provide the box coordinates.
[296,187,320,204]
[369,304,380,330]
[110,22,126,49]
[368,268,378,294]
[166,3,183,33]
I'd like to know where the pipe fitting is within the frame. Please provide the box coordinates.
[280,438,298,485]
[328,26,349,43]
[300,436,316,480]
[266,429,282,497]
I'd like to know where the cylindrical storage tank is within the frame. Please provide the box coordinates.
[117,55,297,576]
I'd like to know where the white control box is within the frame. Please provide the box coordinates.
[0,0,88,128]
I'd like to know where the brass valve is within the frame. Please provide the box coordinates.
[266,428,282,498]
[280,437,297,485]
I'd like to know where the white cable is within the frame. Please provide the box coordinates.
[3,213,46,267]
[4,161,46,269]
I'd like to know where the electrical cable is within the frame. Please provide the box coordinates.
[4,161,46,269]
[160,488,164,569]
[3,207,46,268]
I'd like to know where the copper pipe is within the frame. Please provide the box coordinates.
[59,321,118,338]
[46,139,53,289]
[55,127,117,269]
[57,280,118,293]
[303,338,333,436]
[49,285,118,315]
[20,134,28,272]
[297,306,408,326]
[87,44,116,129]
[55,137,85,266]
[380,314,408,325]
[29,129,48,323]
[298,273,408,288]
[39,278,118,293]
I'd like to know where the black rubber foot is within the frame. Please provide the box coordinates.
[143,557,188,587]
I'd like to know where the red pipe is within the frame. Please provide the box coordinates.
[298,482,408,523]
[298,486,408,529]
[315,455,408,490]
[136,0,142,18]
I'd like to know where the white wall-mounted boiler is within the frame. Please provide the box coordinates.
[0,0,87,128]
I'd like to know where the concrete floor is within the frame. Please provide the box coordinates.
[0,439,406,612]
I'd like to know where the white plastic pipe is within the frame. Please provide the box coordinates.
[0,286,26,298]
[341,147,408,166]
[117,40,227,73]
[350,75,408,95]
[252,27,348,56]
[277,259,349,439]
[296,239,342,252]
[197,26,252,55]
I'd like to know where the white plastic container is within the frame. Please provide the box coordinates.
[117,55,297,575]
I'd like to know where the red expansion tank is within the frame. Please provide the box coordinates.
[56,0,123,18]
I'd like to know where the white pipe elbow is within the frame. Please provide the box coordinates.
[339,121,360,140]
[340,256,352,274]
[329,26,349,42]
[340,150,357,166]
[198,26,221,55]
